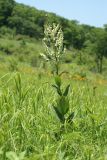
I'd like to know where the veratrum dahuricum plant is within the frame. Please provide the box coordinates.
[42,23,74,131]
[41,23,64,75]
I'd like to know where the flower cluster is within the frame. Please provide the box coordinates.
[41,23,64,62]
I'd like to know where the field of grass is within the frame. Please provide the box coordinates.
[0,30,107,159]
[0,2,107,158]
[0,61,107,160]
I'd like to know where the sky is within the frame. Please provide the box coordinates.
[15,0,107,27]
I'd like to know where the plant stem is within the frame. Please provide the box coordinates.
[55,62,59,75]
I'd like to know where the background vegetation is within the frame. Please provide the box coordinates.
[0,0,107,160]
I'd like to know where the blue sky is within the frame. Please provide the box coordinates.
[15,0,107,27]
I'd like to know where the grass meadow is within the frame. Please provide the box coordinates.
[0,28,107,159]
[0,63,107,160]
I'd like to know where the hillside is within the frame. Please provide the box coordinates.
[0,1,107,160]
[0,0,107,75]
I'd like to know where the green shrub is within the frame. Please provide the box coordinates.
[8,57,18,71]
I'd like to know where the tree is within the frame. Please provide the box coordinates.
[95,30,107,73]
[0,0,15,25]
[103,24,107,31]
[8,4,43,38]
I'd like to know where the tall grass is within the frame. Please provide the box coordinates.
[0,24,107,160]
[0,71,107,160]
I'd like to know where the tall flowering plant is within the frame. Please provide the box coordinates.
[41,23,74,135]
[41,23,64,75]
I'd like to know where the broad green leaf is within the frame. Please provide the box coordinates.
[56,96,69,116]
[53,106,65,123]
[55,75,61,87]
[63,84,70,96]
[52,84,62,96]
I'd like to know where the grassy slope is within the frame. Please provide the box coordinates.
[0,35,107,159]
[0,68,107,160]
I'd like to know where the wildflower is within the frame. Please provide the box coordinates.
[41,23,64,75]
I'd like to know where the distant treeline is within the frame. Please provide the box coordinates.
[0,0,107,73]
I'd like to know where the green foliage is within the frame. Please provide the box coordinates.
[0,71,106,160]
[0,1,107,159]
[8,3,43,38]
[6,151,26,160]
[0,0,107,76]
[0,0,15,25]
[8,57,18,71]
[55,75,61,87]
[0,26,15,37]
[0,0,105,54]
[41,23,74,141]
[53,76,74,126]
[93,29,107,73]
